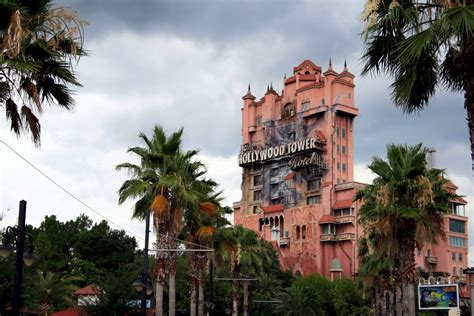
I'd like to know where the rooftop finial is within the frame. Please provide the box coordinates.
[270,82,273,90]
[248,83,251,92]
[329,58,332,68]
[284,73,287,80]
[344,59,348,71]
[267,84,269,92]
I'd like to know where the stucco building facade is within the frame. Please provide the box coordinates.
[233,60,469,293]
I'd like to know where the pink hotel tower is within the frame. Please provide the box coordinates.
[233,60,470,296]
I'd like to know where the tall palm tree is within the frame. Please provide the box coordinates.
[355,143,454,315]
[1,0,86,145]
[361,0,474,169]
[117,125,204,316]
[218,225,271,316]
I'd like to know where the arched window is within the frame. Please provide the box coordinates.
[270,217,274,228]
[302,225,306,240]
[259,219,264,232]
[296,226,300,240]
[282,103,294,118]
[275,217,279,227]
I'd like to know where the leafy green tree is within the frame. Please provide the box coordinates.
[0,255,14,314]
[331,278,371,316]
[355,143,455,314]
[86,263,142,316]
[73,220,137,273]
[361,0,474,168]
[0,0,86,145]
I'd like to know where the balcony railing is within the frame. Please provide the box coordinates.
[320,234,336,242]
[425,255,438,265]
[280,237,290,246]
[336,233,356,241]
[320,233,356,242]
[335,215,355,225]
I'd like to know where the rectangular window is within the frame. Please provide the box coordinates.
[337,162,340,171]
[342,146,346,154]
[253,175,262,187]
[270,184,279,198]
[342,127,346,138]
[253,190,261,202]
[307,195,320,205]
[286,193,295,204]
[301,101,310,111]
[337,145,340,153]
[307,179,321,192]
[253,205,259,214]
[450,236,466,248]
[452,252,456,261]
[336,126,340,138]
[449,219,465,234]
[459,253,463,262]
[342,163,347,173]
[322,224,335,234]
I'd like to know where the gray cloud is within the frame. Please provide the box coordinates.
[2,0,472,250]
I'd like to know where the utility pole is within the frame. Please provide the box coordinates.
[12,200,27,316]
[141,210,150,316]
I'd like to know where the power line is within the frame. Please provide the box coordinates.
[0,139,145,240]
[0,139,214,250]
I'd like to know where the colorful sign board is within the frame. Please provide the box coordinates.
[418,284,459,310]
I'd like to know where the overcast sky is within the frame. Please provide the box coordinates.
[1,0,473,261]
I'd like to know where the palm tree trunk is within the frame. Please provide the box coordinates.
[168,268,176,316]
[242,281,249,316]
[190,277,197,316]
[231,268,240,316]
[198,273,205,316]
[156,278,164,316]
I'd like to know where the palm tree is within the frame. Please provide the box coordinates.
[117,125,205,316]
[273,284,318,316]
[24,271,81,314]
[355,143,454,315]
[0,0,86,145]
[361,0,474,169]
[218,225,272,316]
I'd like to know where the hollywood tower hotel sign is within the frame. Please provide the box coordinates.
[233,60,363,279]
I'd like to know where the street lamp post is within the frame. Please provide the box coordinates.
[0,200,37,316]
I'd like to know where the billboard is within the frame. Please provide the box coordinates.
[418,284,459,310]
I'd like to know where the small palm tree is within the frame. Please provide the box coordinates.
[355,143,454,314]
[1,0,86,145]
[361,0,474,169]
[24,271,81,314]
[273,284,318,316]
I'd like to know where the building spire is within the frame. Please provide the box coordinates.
[329,58,332,69]
[284,73,287,80]
[344,60,348,71]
